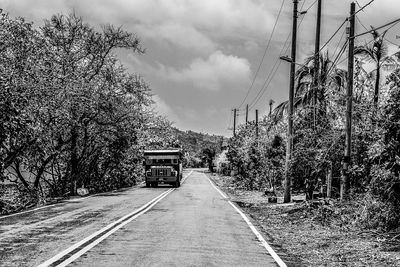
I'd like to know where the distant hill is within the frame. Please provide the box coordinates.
[172,128,226,157]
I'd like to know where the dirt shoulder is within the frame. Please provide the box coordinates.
[207,172,400,267]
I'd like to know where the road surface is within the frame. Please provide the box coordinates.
[0,169,283,266]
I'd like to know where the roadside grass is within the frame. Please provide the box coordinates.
[207,172,400,267]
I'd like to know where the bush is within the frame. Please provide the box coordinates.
[357,167,400,231]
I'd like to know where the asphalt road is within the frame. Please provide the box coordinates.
[0,169,282,267]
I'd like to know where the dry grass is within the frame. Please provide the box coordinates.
[208,172,400,267]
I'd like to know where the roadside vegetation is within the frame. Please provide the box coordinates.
[0,11,224,215]
[213,29,400,265]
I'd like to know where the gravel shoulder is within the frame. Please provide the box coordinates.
[207,172,400,267]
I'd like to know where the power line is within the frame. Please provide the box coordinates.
[326,39,348,78]
[318,19,348,55]
[335,34,378,66]
[332,27,346,57]
[310,0,374,60]
[353,18,400,39]
[249,0,379,112]
[247,0,311,111]
[356,15,369,31]
[248,39,290,110]
[354,0,375,16]
[238,0,286,109]
[355,15,400,48]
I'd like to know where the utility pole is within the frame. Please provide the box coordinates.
[233,108,237,137]
[313,0,322,128]
[255,109,259,138]
[283,0,298,203]
[245,104,249,125]
[341,2,355,200]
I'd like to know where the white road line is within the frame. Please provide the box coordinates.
[1,171,193,220]
[181,170,193,184]
[207,177,288,267]
[38,170,193,267]
[0,204,60,219]
[37,189,173,267]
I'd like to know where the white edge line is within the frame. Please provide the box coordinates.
[37,189,173,267]
[0,204,59,219]
[1,171,193,220]
[207,177,288,267]
[38,170,193,267]
[181,170,193,184]
[55,188,174,267]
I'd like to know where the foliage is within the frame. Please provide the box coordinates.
[0,11,175,213]
[358,69,400,231]
[226,122,285,191]
[224,29,400,233]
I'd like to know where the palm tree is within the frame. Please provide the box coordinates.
[354,28,396,108]
[273,52,346,122]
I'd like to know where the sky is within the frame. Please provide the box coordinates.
[1,0,400,136]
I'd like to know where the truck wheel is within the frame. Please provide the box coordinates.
[145,182,150,187]
[177,180,181,187]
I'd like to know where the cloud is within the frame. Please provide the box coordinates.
[127,50,251,92]
[244,40,260,52]
[136,22,217,53]
[152,95,180,124]
[1,0,276,54]
[158,50,251,91]
[152,96,200,129]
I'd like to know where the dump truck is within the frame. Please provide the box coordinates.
[143,149,183,187]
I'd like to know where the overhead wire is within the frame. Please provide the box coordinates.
[325,39,348,78]
[332,27,346,57]
[307,0,373,60]
[356,14,400,49]
[237,0,286,109]
[354,0,375,16]
[249,0,378,111]
[336,17,400,67]
[353,18,400,39]
[248,0,316,111]
[248,34,291,111]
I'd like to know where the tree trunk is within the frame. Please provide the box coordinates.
[373,64,380,108]
[70,126,79,195]
[14,160,30,189]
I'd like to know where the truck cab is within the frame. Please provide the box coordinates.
[144,150,183,188]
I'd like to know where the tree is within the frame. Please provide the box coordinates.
[202,147,216,173]
[0,11,49,187]
[39,13,143,194]
[272,52,346,124]
[354,28,397,108]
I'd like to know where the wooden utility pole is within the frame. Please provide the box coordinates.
[341,2,355,200]
[313,0,322,128]
[255,109,259,138]
[233,108,237,137]
[245,104,249,125]
[283,0,298,203]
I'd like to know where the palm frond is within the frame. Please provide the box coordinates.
[271,101,288,122]
[296,81,311,97]
[330,68,347,89]
[298,90,313,107]
[354,46,376,63]
[380,56,399,71]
